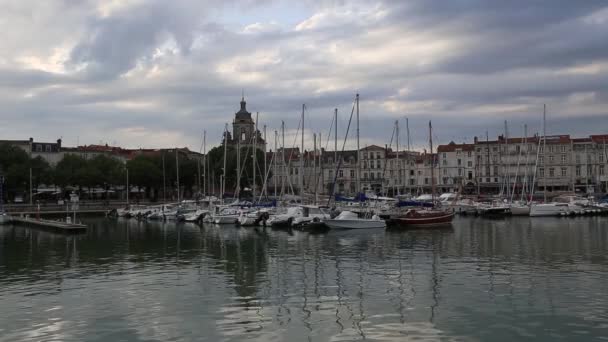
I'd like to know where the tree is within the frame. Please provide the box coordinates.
[127,155,161,199]
[0,144,32,199]
[55,154,88,189]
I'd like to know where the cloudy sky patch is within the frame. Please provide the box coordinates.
[1,0,607,152]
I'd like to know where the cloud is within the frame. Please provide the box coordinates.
[0,0,607,152]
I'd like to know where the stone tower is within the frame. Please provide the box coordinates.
[230,96,265,150]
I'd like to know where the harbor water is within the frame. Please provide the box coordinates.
[1,216,608,341]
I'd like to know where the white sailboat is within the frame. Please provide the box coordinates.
[324,211,386,229]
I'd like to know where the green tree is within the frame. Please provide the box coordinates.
[0,144,32,199]
[127,155,161,199]
[55,154,88,189]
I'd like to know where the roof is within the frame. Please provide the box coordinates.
[437,142,475,152]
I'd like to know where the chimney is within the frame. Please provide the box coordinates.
[57,138,62,148]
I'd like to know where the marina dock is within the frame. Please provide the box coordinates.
[8,216,87,233]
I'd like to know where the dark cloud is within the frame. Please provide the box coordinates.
[0,0,606,151]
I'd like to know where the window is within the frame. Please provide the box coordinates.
[363,161,367,169]
[539,168,544,177]
[376,160,381,168]
[295,168,299,175]
[36,145,42,152]
[576,166,581,176]
[424,177,429,185]
[549,168,555,177]
[493,166,498,175]
[350,170,355,178]
[540,146,544,153]
[494,177,498,183]
[370,173,375,180]
[493,147,498,152]
[363,172,368,179]
[467,151,472,157]
[241,129,246,141]
[328,170,333,178]
[377,172,381,179]
[600,165,605,176]
[548,146,553,153]
[539,156,544,164]
[45,145,52,152]
[561,145,566,152]
[467,161,473,167]
[443,160,447,166]
[363,153,367,159]
[456,150,461,155]
[576,155,581,164]
[418,171,422,175]
[410,170,414,176]
[600,154,604,163]
[561,168,567,176]
[443,169,447,175]
[561,154,566,163]
[338,170,343,178]
[443,153,447,158]
[516,146,520,153]
[468,171,473,180]
[458,168,462,176]
[486,177,490,183]
[370,161,375,169]
[549,155,554,163]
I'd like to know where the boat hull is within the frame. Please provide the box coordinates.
[510,206,530,216]
[0,214,9,225]
[392,211,454,228]
[324,219,386,230]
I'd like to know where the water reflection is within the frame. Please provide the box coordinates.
[1,216,608,341]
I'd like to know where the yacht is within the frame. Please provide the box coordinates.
[267,205,330,228]
[529,203,571,217]
[209,206,241,224]
[509,201,531,216]
[324,211,386,229]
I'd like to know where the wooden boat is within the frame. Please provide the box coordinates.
[392,208,454,228]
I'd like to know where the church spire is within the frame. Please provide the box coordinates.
[240,90,247,112]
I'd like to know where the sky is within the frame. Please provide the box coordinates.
[1,0,607,152]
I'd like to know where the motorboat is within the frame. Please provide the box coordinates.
[324,211,386,229]
[182,209,209,222]
[529,203,571,217]
[453,198,479,215]
[209,206,241,224]
[392,208,454,228]
[509,202,531,216]
[237,209,271,226]
[267,205,330,228]
[478,201,511,217]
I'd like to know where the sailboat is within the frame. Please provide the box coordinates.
[393,121,454,228]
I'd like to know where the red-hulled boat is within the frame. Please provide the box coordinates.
[393,208,454,228]
[392,121,455,228]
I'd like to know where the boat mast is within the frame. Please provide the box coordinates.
[511,124,524,203]
[504,120,510,197]
[274,130,278,198]
[281,121,286,197]
[253,112,258,201]
[313,133,317,204]
[406,117,410,195]
[236,133,241,198]
[176,148,180,202]
[300,104,305,199]
[521,125,529,202]
[263,124,267,198]
[396,120,400,196]
[429,121,436,204]
[356,94,360,195]
[203,131,206,197]
[543,104,547,203]
[222,123,228,201]
[162,152,166,202]
[334,108,338,165]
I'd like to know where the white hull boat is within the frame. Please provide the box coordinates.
[530,203,570,217]
[324,211,385,229]
[510,205,530,216]
[0,213,9,225]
